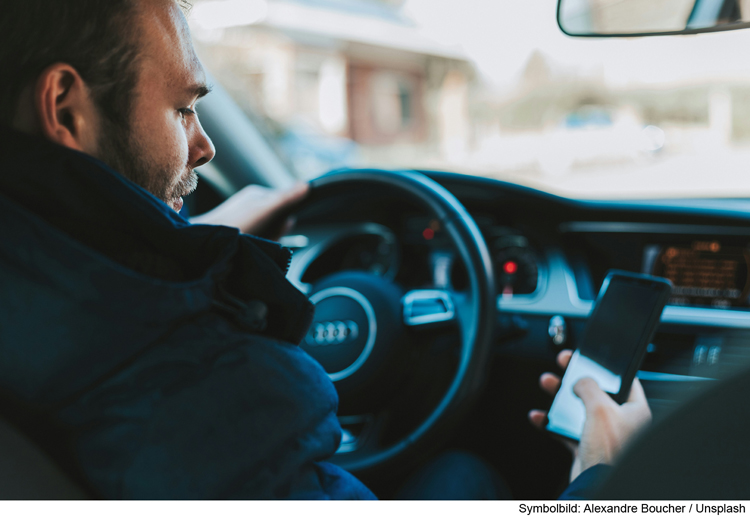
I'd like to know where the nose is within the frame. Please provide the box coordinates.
[189,118,216,168]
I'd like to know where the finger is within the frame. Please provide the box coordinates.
[239,184,271,199]
[556,350,573,370]
[528,410,548,429]
[626,377,648,405]
[246,185,308,239]
[573,377,613,409]
[539,372,561,396]
[265,183,309,211]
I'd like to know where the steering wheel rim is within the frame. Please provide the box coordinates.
[296,168,495,475]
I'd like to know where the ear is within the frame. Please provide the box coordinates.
[34,63,100,154]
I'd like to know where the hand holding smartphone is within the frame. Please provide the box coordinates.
[545,271,672,442]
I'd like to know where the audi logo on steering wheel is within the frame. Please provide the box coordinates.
[305,320,360,346]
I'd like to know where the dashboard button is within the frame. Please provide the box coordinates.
[708,346,721,365]
[548,315,567,346]
[693,345,708,366]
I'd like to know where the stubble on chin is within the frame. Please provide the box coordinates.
[168,168,199,203]
[165,169,199,212]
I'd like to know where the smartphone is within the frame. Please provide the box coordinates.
[546,270,672,442]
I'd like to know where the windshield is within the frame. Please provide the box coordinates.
[188,0,750,199]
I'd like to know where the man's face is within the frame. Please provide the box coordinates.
[97,0,215,213]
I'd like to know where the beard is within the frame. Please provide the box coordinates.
[95,120,198,212]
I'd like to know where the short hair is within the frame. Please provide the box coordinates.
[0,1,188,128]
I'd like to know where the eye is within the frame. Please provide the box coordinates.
[179,107,196,118]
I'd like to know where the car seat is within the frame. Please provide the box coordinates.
[595,364,750,499]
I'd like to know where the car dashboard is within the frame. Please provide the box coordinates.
[288,171,750,385]
[457,176,750,365]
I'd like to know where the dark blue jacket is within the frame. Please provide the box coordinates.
[559,465,610,500]
[0,127,374,499]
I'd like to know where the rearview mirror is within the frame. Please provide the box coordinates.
[558,0,750,37]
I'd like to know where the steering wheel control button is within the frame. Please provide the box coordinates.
[335,415,371,454]
[548,315,567,346]
[402,290,455,326]
[304,286,377,381]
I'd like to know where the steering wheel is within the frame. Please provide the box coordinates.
[290,168,495,478]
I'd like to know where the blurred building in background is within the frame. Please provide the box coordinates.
[190,0,475,179]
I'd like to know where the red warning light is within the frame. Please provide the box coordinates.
[503,261,518,274]
[422,228,435,241]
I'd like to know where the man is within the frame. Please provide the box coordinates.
[1,0,375,499]
[0,0,643,499]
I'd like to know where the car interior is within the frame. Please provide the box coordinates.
[8,0,750,499]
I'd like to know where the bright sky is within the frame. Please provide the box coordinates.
[404,0,750,89]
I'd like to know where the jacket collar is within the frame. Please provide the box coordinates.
[0,126,312,344]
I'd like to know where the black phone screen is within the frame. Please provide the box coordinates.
[579,278,665,378]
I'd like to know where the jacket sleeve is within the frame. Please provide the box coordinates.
[58,315,376,499]
[558,464,611,500]
[285,462,376,500]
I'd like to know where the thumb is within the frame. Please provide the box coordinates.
[626,378,648,405]
[573,377,611,410]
